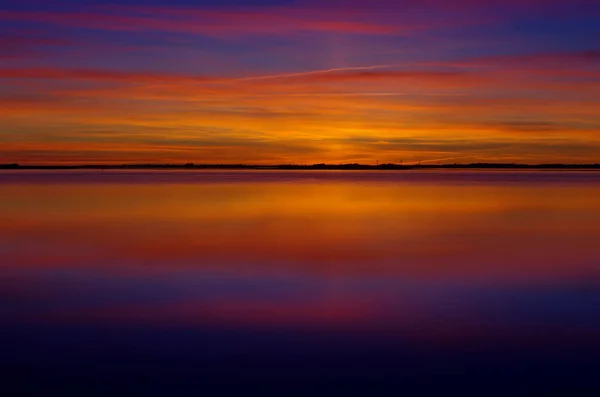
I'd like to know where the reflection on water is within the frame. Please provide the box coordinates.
[1,170,599,394]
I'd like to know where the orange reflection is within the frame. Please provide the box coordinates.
[2,172,600,281]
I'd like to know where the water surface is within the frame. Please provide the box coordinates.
[2,170,599,394]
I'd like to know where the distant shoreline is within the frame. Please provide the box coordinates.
[2,163,600,170]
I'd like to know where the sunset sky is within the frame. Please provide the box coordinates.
[1,0,599,165]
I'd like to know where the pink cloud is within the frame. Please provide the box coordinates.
[0,1,595,40]
[0,34,72,59]
[458,50,600,67]
[0,8,410,37]
[0,67,211,83]
[307,0,599,12]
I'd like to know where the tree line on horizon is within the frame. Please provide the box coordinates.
[2,162,600,170]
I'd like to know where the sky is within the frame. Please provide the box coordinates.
[0,0,599,165]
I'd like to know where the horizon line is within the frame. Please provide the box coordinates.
[3,162,600,169]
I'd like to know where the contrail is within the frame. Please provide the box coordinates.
[141,64,405,89]
[407,156,470,164]
[234,64,403,82]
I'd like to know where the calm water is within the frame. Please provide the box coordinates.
[2,170,599,394]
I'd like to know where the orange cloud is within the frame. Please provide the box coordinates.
[0,45,598,165]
